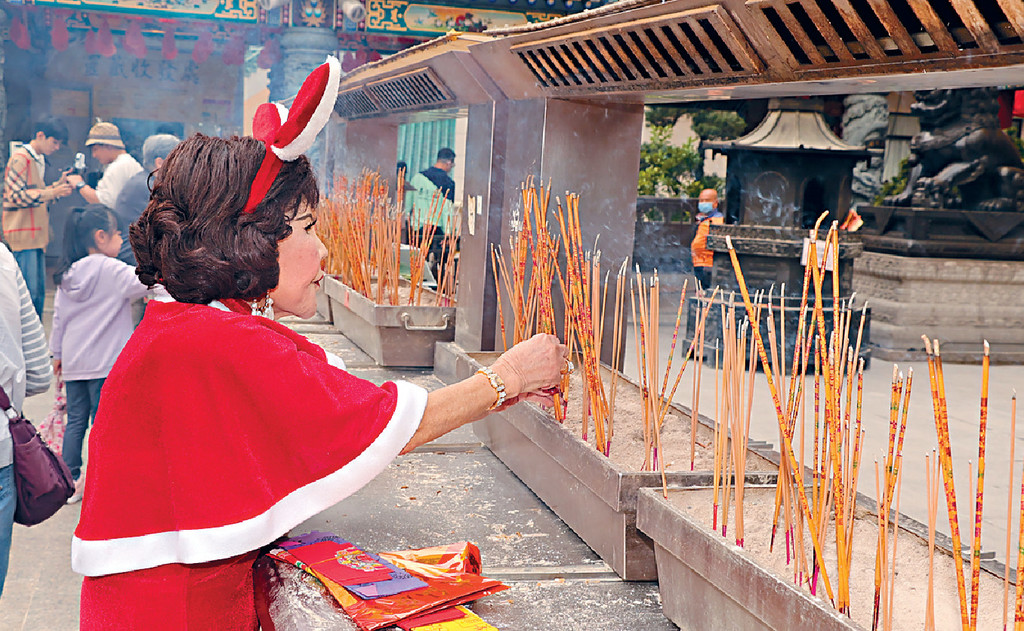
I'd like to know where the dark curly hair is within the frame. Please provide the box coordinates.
[130,134,319,304]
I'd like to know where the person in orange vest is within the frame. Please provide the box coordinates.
[690,188,723,289]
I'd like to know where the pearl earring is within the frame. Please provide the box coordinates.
[251,295,274,318]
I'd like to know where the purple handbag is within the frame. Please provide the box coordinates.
[1,385,75,525]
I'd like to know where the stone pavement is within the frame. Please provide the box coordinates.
[0,294,674,630]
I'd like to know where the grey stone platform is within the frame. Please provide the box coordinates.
[0,310,675,630]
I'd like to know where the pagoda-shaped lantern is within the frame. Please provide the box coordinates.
[707,97,871,230]
[688,98,872,365]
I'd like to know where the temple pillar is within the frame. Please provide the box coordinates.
[270,27,338,183]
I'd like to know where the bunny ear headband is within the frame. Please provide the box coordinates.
[243,55,341,214]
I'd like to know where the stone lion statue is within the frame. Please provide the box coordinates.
[884,87,1024,211]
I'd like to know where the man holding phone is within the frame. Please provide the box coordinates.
[66,121,142,210]
[2,116,74,317]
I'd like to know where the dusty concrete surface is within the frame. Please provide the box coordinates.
[0,295,674,630]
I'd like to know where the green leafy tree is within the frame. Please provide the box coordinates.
[639,106,742,197]
[688,109,747,141]
[645,106,684,128]
[638,126,701,196]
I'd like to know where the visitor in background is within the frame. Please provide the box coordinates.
[2,116,75,317]
[407,148,458,279]
[67,122,142,210]
[690,188,723,289]
[50,205,153,504]
[0,242,52,596]
[113,134,180,266]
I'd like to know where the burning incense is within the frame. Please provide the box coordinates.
[726,234,836,606]
[926,450,939,631]
[970,340,990,629]
[1006,392,1017,631]
[923,335,970,629]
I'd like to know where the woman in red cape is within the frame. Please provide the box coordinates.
[73,60,566,629]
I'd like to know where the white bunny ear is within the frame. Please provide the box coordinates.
[272,56,341,162]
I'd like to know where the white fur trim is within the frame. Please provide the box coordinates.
[273,102,289,127]
[325,350,347,371]
[71,379,427,577]
[272,56,340,162]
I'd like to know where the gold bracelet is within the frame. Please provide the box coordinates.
[476,366,507,410]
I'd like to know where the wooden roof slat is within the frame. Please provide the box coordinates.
[767,0,827,65]
[682,14,735,71]
[948,0,1001,52]
[662,20,714,74]
[525,48,564,86]
[630,27,673,77]
[826,0,888,59]
[599,31,648,80]
[996,0,1024,42]
[905,0,959,52]
[538,46,582,85]
[708,6,764,71]
[866,0,921,55]
[609,27,662,78]
[791,0,856,62]
[571,38,616,82]
[551,43,595,84]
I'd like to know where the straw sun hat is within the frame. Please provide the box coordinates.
[84,121,125,149]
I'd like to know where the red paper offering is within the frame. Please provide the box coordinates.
[397,606,466,629]
[269,541,507,631]
[288,541,394,586]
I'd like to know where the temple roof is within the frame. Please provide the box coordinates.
[705,98,871,156]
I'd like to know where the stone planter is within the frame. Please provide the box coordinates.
[638,486,861,630]
[315,285,332,321]
[637,486,1006,630]
[434,342,777,580]
[323,276,455,367]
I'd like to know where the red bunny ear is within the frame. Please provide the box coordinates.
[242,56,340,214]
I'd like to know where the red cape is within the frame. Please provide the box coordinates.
[72,300,426,576]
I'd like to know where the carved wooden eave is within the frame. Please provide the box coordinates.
[335,0,1024,120]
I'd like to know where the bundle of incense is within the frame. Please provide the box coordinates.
[408,188,445,306]
[318,172,401,301]
[926,451,939,631]
[711,301,753,545]
[1005,393,1017,631]
[873,458,904,631]
[318,171,459,306]
[606,259,630,455]
[872,365,911,629]
[726,213,872,608]
[690,286,719,471]
[726,231,836,608]
[625,263,707,476]
[492,195,536,346]
[432,211,462,307]
[922,335,969,629]
[969,341,990,631]
[557,193,611,454]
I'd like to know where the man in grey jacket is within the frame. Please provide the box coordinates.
[0,243,52,596]
[113,134,180,266]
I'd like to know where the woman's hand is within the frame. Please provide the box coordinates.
[490,333,567,399]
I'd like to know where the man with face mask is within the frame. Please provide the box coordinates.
[689,188,723,289]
